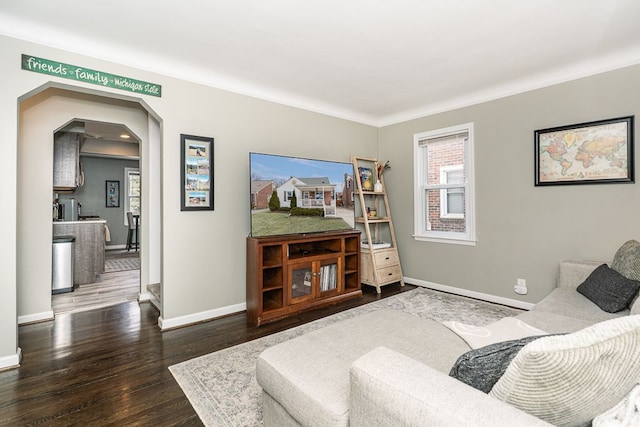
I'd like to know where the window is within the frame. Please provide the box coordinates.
[413,123,476,245]
[124,167,140,225]
[440,165,464,219]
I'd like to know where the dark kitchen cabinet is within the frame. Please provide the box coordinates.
[53,132,81,192]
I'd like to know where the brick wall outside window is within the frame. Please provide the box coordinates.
[426,139,465,232]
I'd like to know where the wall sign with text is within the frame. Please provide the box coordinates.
[21,54,162,97]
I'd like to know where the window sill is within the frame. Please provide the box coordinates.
[413,234,477,246]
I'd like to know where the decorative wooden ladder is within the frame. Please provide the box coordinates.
[351,156,404,293]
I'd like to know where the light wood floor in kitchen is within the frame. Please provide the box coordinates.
[52,251,140,314]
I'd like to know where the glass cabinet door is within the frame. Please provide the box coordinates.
[288,257,342,303]
[289,263,314,303]
[318,259,339,293]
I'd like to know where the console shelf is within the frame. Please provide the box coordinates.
[246,230,362,326]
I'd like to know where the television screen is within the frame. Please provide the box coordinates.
[250,152,356,237]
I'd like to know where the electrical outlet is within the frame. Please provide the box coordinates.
[514,278,528,295]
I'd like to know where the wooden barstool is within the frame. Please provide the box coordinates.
[126,211,139,251]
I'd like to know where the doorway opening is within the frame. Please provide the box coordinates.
[52,119,143,314]
[17,83,163,326]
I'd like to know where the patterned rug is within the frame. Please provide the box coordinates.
[169,287,522,426]
[104,256,140,273]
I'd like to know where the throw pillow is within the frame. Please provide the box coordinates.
[489,315,640,427]
[632,297,640,316]
[612,240,640,313]
[449,335,546,393]
[442,317,547,349]
[611,239,640,281]
[592,383,640,427]
[577,264,640,312]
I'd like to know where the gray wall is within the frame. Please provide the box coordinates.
[380,64,640,305]
[1,32,639,366]
[68,156,140,247]
[0,34,379,363]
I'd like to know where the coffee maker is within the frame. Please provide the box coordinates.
[58,198,79,221]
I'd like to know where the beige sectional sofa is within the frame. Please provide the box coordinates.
[257,243,640,426]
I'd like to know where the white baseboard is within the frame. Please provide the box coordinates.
[148,295,160,311]
[158,302,247,331]
[0,347,21,370]
[405,276,535,310]
[138,292,151,302]
[151,278,532,331]
[18,310,55,325]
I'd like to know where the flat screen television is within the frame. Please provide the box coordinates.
[249,152,356,237]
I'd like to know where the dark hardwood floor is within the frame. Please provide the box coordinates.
[0,283,416,426]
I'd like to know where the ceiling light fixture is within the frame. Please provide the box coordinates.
[120,134,131,139]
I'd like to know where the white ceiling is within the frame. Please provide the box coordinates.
[2,0,640,126]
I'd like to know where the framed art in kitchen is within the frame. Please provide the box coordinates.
[534,116,634,186]
[106,180,120,207]
[180,134,214,211]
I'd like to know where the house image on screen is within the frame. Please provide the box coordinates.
[339,173,355,209]
[250,180,275,209]
[277,177,338,217]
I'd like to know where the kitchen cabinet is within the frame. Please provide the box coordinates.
[52,220,105,285]
[53,132,81,192]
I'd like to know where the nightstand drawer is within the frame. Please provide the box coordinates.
[373,249,399,268]
[375,265,403,284]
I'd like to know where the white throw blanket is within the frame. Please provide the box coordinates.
[442,317,547,349]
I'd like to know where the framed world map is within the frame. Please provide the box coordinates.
[535,116,634,186]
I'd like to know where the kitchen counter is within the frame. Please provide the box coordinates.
[53,218,107,225]
[53,220,106,285]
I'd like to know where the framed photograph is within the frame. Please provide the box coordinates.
[358,166,374,191]
[105,180,120,207]
[535,116,634,186]
[180,134,214,211]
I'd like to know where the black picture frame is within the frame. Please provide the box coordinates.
[105,180,120,207]
[534,116,634,186]
[180,134,214,211]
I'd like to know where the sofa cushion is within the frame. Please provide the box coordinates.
[514,310,594,334]
[449,335,546,393]
[489,315,640,427]
[532,287,629,323]
[611,239,640,281]
[256,309,469,427]
[351,346,554,427]
[577,264,640,312]
[556,260,604,290]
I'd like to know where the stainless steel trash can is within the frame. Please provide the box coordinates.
[52,235,75,294]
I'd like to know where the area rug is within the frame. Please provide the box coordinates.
[169,287,522,426]
[104,256,140,273]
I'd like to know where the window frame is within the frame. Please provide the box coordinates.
[413,122,476,245]
[439,165,465,219]
[123,167,140,226]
